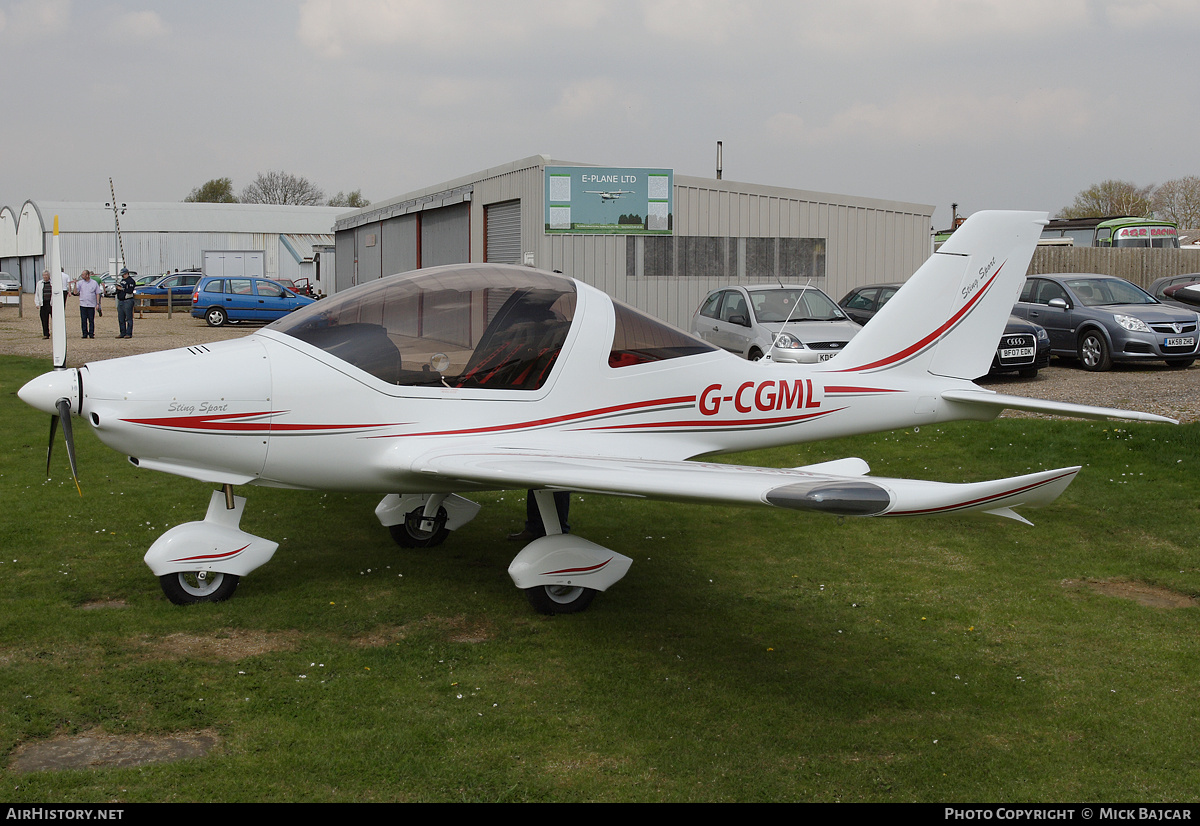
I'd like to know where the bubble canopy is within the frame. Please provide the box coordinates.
[270,264,714,390]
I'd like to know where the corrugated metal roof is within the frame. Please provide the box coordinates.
[23,201,347,235]
[280,233,335,263]
[335,154,585,231]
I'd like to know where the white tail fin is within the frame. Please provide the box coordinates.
[822,210,1047,378]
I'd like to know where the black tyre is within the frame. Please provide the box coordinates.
[524,584,597,615]
[389,506,449,548]
[1078,331,1111,372]
[159,571,240,605]
[748,348,763,361]
[205,307,228,327]
[1166,359,1194,369]
[1018,367,1039,378]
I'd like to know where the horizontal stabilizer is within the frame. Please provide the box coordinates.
[942,389,1178,424]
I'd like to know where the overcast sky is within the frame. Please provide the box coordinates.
[3,0,1197,228]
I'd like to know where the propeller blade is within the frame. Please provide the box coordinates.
[49,215,66,369]
[46,413,59,479]
[54,397,81,496]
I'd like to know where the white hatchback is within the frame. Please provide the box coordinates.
[690,284,862,363]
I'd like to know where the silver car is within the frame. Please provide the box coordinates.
[691,284,861,363]
[1014,274,1199,371]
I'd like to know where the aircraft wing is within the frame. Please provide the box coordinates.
[409,448,1080,524]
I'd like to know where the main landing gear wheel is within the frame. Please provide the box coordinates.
[205,307,228,327]
[159,571,240,605]
[389,506,450,548]
[524,584,597,615]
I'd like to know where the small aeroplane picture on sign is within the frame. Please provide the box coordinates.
[584,189,634,203]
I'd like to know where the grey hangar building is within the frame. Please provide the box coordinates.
[3,158,934,332]
[333,155,935,328]
[0,200,343,293]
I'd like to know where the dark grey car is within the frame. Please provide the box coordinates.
[1147,273,1200,312]
[1014,274,1199,371]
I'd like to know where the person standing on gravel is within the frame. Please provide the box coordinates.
[76,270,103,339]
[34,269,55,338]
[115,267,137,339]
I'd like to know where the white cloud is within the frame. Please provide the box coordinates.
[1102,0,1200,29]
[416,76,504,109]
[298,0,608,59]
[0,0,70,38]
[641,0,749,45]
[770,0,1087,54]
[552,77,644,123]
[108,10,170,40]
[766,88,1092,147]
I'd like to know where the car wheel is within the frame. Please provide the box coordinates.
[1078,330,1111,372]
[1018,367,1039,378]
[748,348,763,361]
[205,307,228,327]
[1165,359,1194,369]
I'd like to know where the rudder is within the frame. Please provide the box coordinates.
[821,210,1047,378]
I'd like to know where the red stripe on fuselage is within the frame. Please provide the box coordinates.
[574,407,842,432]
[374,395,698,438]
[123,411,399,434]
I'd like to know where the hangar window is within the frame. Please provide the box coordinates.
[635,236,826,280]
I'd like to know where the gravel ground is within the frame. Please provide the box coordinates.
[4,293,1198,422]
[0,294,248,362]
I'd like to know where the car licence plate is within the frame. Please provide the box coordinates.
[1165,336,1195,348]
[1000,347,1035,359]
[818,353,836,361]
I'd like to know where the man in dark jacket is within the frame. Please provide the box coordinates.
[115,267,137,339]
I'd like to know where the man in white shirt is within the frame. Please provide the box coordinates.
[76,270,103,339]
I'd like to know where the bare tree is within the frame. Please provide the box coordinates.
[327,189,371,208]
[1056,180,1155,219]
[184,177,238,203]
[1153,176,1200,228]
[240,170,325,206]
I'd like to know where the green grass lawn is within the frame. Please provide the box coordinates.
[3,355,1198,802]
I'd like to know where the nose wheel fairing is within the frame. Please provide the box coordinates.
[508,534,633,614]
[144,490,279,600]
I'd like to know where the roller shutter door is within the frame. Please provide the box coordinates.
[486,200,521,264]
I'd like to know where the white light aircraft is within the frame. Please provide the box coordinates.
[20,211,1175,613]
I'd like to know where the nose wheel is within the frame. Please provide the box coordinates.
[158,571,240,605]
[524,584,597,615]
